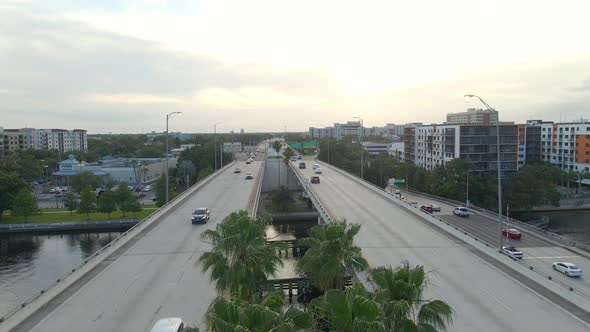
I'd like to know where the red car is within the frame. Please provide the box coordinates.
[420,205,434,213]
[502,228,522,240]
[310,176,320,184]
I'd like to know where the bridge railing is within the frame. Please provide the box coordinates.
[315,159,590,303]
[288,161,332,224]
[0,161,236,326]
[251,146,266,217]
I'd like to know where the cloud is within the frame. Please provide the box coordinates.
[568,78,590,92]
[84,93,183,105]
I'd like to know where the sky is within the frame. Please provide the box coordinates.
[1,0,590,134]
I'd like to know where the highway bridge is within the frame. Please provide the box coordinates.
[3,146,590,332]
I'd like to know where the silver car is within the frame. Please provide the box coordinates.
[553,262,583,277]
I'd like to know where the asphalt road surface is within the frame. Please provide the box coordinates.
[21,160,263,332]
[295,158,590,332]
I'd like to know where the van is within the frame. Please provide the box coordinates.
[150,318,185,332]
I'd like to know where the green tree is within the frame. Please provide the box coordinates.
[198,211,286,300]
[0,173,28,220]
[11,188,40,222]
[154,176,177,207]
[271,186,293,212]
[273,141,282,186]
[77,186,96,220]
[70,172,102,192]
[63,191,79,216]
[97,188,116,218]
[297,221,368,291]
[283,146,295,188]
[371,262,453,331]
[114,182,136,217]
[206,292,311,332]
[15,154,43,181]
[177,160,197,187]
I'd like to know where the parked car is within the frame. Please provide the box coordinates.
[49,188,56,194]
[191,208,210,224]
[143,185,151,192]
[298,162,306,169]
[245,172,254,179]
[502,228,522,239]
[311,176,320,184]
[234,168,241,173]
[453,207,470,217]
[501,246,524,260]
[150,318,185,332]
[552,262,583,277]
[420,205,434,213]
[314,167,322,174]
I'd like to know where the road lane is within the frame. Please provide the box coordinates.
[23,160,263,332]
[294,158,589,331]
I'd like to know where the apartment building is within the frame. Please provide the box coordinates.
[0,128,88,153]
[310,122,422,141]
[404,123,518,179]
[446,108,498,125]
[537,120,590,172]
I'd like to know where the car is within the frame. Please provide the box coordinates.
[501,246,524,260]
[298,162,306,169]
[453,207,470,217]
[314,167,322,174]
[420,205,434,213]
[502,228,522,240]
[234,168,241,173]
[150,318,185,332]
[296,155,302,160]
[245,159,251,164]
[143,185,151,192]
[408,200,418,205]
[191,208,210,224]
[552,262,583,277]
[245,172,254,179]
[430,205,441,212]
[312,163,320,169]
[311,176,320,184]
[290,156,297,161]
[49,188,56,194]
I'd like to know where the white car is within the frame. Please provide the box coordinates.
[143,185,151,192]
[150,318,185,332]
[453,207,470,217]
[312,163,320,170]
[314,167,322,174]
[501,246,524,260]
[552,262,583,277]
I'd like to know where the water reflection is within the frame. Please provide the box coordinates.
[266,220,317,280]
[0,231,122,317]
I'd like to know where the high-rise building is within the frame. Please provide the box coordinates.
[309,122,422,141]
[0,128,88,153]
[537,119,590,172]
[404,123,518,179]
[446,108,498,125]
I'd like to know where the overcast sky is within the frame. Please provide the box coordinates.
[1,0,590,134]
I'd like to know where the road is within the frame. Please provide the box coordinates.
[295,158,590,332]
[18,160,263,332]
[394,187,590,301]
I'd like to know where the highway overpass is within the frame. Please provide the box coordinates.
[3,157,264,332]
[292,157,590,332]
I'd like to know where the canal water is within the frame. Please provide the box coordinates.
[0,231,121,317]
[512,209,590,245]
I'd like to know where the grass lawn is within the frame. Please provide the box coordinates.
[1,209,155,224]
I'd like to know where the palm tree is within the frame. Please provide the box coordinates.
[310,283,387,332]
[296,221,368,291]
[206,291,311,332]
[198,211,286,300]
[371,261,454,331]
[283,147,295,189]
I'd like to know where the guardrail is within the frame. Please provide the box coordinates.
[0,161,235,326]
[288,162,332,224]
[316,159,590,303]
[0,220,138,232]
[251,148,266,217]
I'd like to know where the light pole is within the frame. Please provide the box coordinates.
[165,111,182,204]
[464,94,502,251]
[213,122,222,170]
[354,117,364,179]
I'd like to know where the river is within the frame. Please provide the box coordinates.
[512,209,590,245]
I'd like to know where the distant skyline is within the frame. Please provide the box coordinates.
[1,0,590,134]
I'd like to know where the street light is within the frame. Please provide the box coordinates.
[166,111,182,204]
[464,94,503,251]
[354,117,364,179]
[214,122,223,170]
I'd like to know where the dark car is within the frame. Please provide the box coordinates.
[299,162,306,169]
[502,228,522,240]
[420,205,433,213]
[191,208,210,224]
[311,176,320,184]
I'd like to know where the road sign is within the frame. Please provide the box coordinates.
[388,178,405,186]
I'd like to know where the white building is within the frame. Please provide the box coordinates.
[223,142,242,153]
[446,108,498,125]
[310,122,422,141]
[362,142,391,155]
[1,128,88,153]
[539,119,590,172]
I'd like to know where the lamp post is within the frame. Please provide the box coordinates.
[354,117,364,179]
[214,122,223,170]
[464,94,502,250]
[165,112,182,204]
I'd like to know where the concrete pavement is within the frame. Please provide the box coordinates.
[294,158,590,332]
[11,160,263,332]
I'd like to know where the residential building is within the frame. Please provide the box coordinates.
[539,119,590,172]
[309,122,422,141]
[362,142,391,155]
[404,123,518,179]
[223,142,242,153]
[0,128,88,153]
[446,108,498,125]
[389,142,404,161]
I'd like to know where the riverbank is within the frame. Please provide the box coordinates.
[0,220,139,233]
[0,209,155,224]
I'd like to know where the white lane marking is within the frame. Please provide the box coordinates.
[526,255,580,259]
[433,289,457,312]
[482,289,512,312]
